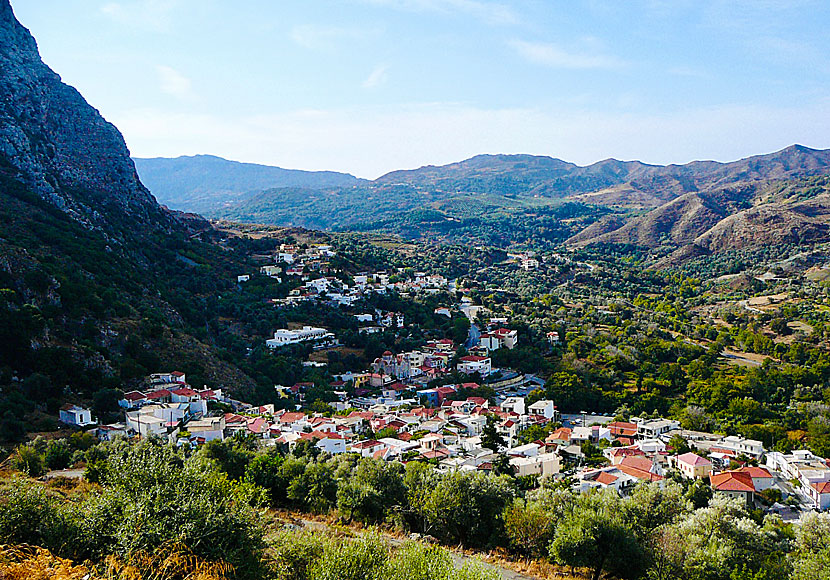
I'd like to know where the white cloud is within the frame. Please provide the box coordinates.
[363,65,389,88]
[359,0,519,25]
[156,65,193,101]
[509,39,627,70]
[114,99,830,180]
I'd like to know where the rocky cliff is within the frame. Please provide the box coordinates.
[0,0,162,231]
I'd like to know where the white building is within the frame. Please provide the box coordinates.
[717,435,765,459]
[501,396,526,416]
[510,452,560,477]
[528,399,556,419]
[458,355,492,377]
[266,326,335,347]
[59,405,95,427]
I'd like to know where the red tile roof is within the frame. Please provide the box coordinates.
[812,480,830,494]
[619,456,663,482]
[279,412,306,424]
[736,466,772,479]
[595,471,619,485]
[711,471,755,492]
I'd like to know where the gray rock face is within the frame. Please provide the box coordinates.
[0,0,162,229]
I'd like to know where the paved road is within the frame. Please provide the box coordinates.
[466,322,481,349]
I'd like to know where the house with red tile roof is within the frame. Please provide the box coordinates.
[618,456,664,482]
[710,470,757,504]
[809,480,830,510]
[604,446,647,465]
[735,466,774,491]
[607,421,638,439]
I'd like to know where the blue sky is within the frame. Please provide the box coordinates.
[12,0,830,178]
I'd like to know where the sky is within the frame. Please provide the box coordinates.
[12,0,830,179]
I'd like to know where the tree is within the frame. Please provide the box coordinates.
[288,461,337,513]
[549,490,646,580]
[201,437,255,480]
[654,495,790,580]
[12,444,45,476]
[44,439,73,470]
[481,415,506,452]
[503,499,557,558]
[245,451,285,504]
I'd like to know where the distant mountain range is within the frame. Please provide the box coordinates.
[139,146,830,258]
[133,155,363,213]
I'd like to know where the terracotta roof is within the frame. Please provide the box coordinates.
[279,412,306,424]
[812,480,830,494]
[619,456,663,482]
[171,388,198,397]
[352,439,383,449]
[711,471,755,492]
[145,389,171,400]
[122,391,146,401]
[595,471,619,485]
[736,466,772,478]
[460,355,489,362]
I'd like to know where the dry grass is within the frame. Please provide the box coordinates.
[0,544,234,580]
[0,545,91,580]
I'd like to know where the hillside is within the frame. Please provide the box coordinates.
[572,176,830,257]
[134,155,363,214]
[196,145,830,252]
[0,0,261,434]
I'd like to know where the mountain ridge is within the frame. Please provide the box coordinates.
[134,154,364,214]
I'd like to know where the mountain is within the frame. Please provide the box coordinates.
[199,145,830,252]
[134,155,363,214]
[0,0,258,435]
[0,0,165,232]
[372,146,830,204]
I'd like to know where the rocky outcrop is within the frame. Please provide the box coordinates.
[0,0,162,230]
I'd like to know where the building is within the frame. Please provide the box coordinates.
[59,404,94,427]
[710,470,757,505]
[480,328,518,351]
[672,452,713,479]
[716,436,765,460]
[458,355,492,377]
[635,418,680,439]
[527,399,556,419]
[266,326,335,347]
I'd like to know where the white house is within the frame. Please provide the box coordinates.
[458,355,492,377]
[237,275,250,283]
[501,396,526,416]
[635,418,680,439]
[480,328,518,351]
[717,436,765,460]
[510,452,560,477]
[528,399,556,419]
[59,404,95,427]
[186,416,225,442]
[266,326,335,347]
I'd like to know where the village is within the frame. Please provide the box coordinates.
[47,241,830,521]
[61,358,830,520]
